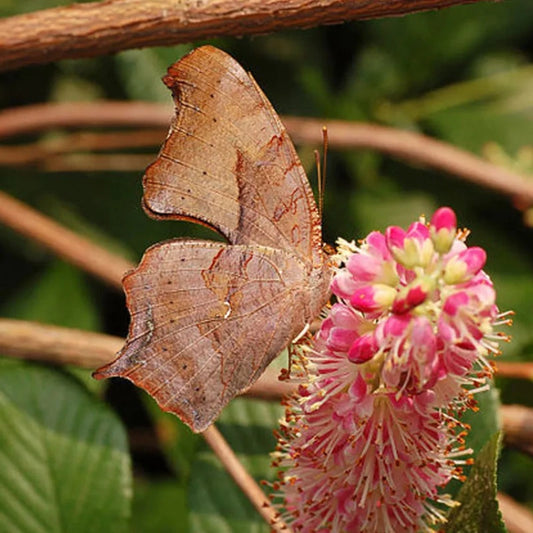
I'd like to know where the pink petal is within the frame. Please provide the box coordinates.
[385,225,406,251]
[366,231,391,259]
[350,284,396,313]
[431,207,456,231]
[406,220,430,241]
[331,271,358,299]
[348,372,368,402]
[328,327,358,352]
[348,333,377,363]
[347,253,382,282]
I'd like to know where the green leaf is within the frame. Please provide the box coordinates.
[351,190,437,235]
[445,385,502,499]
[188,397,282,533]
[428,105,533,155]
[445,432,506,533]
[132,479,187,533]
[115,46,193,103]
[366,1,533,95]
[0,362,132,532]
[142,399,201,481]
[462,386,501,456]
[3,259,100,332]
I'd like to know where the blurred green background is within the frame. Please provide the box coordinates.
[0,1,532,531]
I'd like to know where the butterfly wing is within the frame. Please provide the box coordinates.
[94,239,312,432]
[143,45,323,266]
[95,47,333,431]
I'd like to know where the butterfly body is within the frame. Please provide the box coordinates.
[94,46,331,432]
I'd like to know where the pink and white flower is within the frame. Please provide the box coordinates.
[273,207,508,533]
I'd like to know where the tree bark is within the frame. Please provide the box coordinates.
[0,0,493,72]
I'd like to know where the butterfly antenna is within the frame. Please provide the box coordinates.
[315,126,329,222]
[320,126,328,221]
[314,148,322,217]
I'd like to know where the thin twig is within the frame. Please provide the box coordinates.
[496,361,533,381]
[0,317,297,396]
[498,492,533,533]
[0,191,133,288]
[282,116,533,205]
[500,404,533,458]
[0,147,153,171]
[0,318,122,368]
[0,102,171,139]
[0,129,164,168]
[0,129,165,162]
[41,153,155,172]
[202,424,289,531]
[0,193,288,531]
[0,0,491,72]
[1,102,531,204]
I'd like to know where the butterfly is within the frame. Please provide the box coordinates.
[94,46,332,432]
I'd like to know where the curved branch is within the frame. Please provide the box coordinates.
[282,116,533,205]
[0,318,123,368]
[501,404,533,458]
[0,102,171,139]
[498,492,533,533]
[202,425,290,531]
[1,102,532,204]
[0,191,133,288]
[0,0,490,72]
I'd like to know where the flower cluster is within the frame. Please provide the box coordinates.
[273,207,506,533]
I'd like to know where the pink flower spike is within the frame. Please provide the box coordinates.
[350,284,396,314]
[444,247,487,285]
[430,207,457,254]
[275,208,507,533]
[348,333,378,363]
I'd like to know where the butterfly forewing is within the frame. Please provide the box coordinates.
[143,46,323,266]
[94,240,312,432]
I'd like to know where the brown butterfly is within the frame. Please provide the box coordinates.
[94,46,332,432]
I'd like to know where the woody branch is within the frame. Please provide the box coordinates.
[1,0,492,72]
[1,102,532,206]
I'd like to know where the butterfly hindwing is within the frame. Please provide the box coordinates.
[94,239,311,432]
